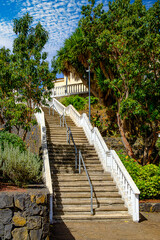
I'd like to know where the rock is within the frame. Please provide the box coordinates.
[0,209,12,224]
[36,194,46,205]
[40,206,48,217]
[12,227,29,240]
[4,224,12,239]
[42,221,49,239]
[0,194,13,209]
[152,203,160,212]
[27,216,41,230]
[0,223,4,237]
[25,194,33,208]
[12,212,26,227]
[25,203,41,216]
[30,229,42,240]
[139,203,152,212]
[30,194,36,203]
[14,194,25,211]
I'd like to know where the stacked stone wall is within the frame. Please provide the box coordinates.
[0,191,49,240]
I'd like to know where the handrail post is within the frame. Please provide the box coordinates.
[91,188,93,215]
[75,148,77,170]
[63,112,65,127]
[79,150,81,174]
[52,106,54,115]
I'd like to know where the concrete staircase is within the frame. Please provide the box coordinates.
[43,107,131,221]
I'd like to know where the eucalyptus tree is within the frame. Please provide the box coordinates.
[56,0,160,164]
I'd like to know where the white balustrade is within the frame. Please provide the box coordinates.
[110,150,140,222]
[80,113,93,145]
[47,98,140,222]
[35,108,53,223]
[52,83,88,97]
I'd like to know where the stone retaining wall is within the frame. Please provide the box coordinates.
[0,190,49,240]
[140,202,160,212]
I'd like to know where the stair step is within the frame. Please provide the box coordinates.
[53,181,116,187]
[43,107,130,222]
[52,173,112,180]
[54,205,127,213]
[54,198,124,205]
[53,186,118,192]
[54,192,121,198]
[53,212,131,222]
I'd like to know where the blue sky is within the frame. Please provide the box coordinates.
[0,0,157,64]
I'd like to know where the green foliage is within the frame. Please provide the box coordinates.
[0,142,42,187]
[60,95,99,111]
[55,0,160,163]
[118,152,160,199]
[156,138,160,156]
[60,95,87,110]
[0,13,56,139]
[0,131,26,152]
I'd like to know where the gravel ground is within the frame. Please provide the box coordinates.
[50,212,160,240]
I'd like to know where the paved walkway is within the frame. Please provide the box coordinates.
[50,212,160,240]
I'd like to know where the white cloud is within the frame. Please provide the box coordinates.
[0,0,109,60]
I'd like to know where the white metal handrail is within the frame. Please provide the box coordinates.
[79,150,93,215]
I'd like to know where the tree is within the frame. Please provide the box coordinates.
[0,13,56,140]
[55,0,160,164]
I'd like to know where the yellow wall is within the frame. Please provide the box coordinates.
[54,73,82,88]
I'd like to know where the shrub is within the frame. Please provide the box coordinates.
[0,130,26,152]
[60,95,87,110]
[1,142,42,187]
[118,152,160,200]
[60,95,99,111]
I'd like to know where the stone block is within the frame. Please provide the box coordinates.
[42,222,49,239]
[139,203,152,212]
[12,227,29,240]
[30,229,42,240]
[0,209,12,224]
[0,223,4,237]
[12,212,26,227]
[152,203,160,212]
[4,224,12,239]
[25,194,32,209]
[40,206,48,217]
[36,194,46,205]
[14,194,25,211]
[27,216,41,230]
[25,203,41,216]
[0,194,13,209]
[30,194,36,203]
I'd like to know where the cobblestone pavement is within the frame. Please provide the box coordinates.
[50,212,160,240]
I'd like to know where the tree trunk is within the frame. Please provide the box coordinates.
[117,103,135,158]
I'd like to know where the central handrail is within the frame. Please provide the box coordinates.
[67,127,78,170]
[50,104,78,170]
[79,150,93,215]
[49,104,63,127]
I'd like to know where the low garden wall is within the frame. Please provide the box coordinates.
[0,189,49,240]
[140,202,160,212]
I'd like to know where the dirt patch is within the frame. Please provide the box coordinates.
[0,182,26,192]
[140,199,160,203]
